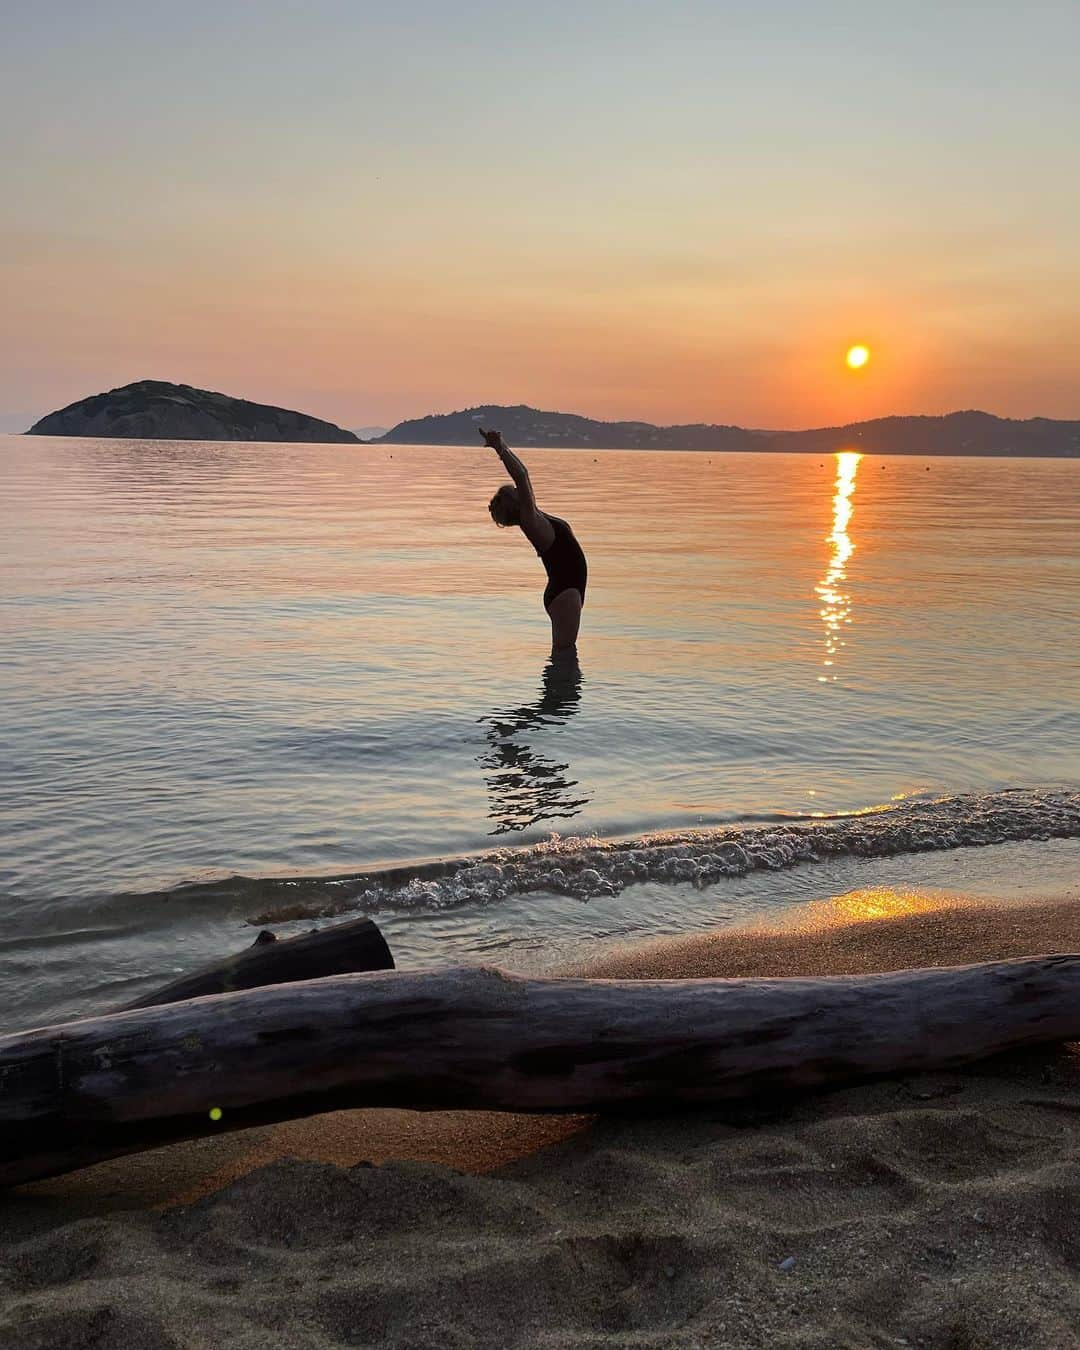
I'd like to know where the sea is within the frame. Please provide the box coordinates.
[2,436,1077,1031]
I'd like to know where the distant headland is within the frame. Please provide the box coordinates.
[24,384,1079,456]
[26,381,359,444]
[379,405,1080,457]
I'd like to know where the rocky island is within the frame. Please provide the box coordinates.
[27,381,359,443]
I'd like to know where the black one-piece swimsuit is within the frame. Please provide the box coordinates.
[534,514,588,612]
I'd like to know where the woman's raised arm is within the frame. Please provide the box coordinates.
[480,428,538,516]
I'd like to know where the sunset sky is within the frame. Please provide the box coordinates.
[3,1,1078,433]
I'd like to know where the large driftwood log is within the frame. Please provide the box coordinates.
[3,955,1079,1188]
[116,917,394,1012]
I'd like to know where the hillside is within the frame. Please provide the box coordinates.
[380,405,1080,456]
[27,382,359,444]
[379,405,763,451]
[774,411,1080,457]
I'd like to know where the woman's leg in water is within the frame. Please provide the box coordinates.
[546,588,583,656]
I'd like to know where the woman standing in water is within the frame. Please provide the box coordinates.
[482,427,588,655]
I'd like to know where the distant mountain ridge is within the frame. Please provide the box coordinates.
[27,381,359,443]
[379,405,1080,457]
[24,386,1080,455]
[380,405,757,452]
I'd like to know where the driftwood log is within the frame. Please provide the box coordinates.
[3,955,1079,1188]
[116,917,394,1012]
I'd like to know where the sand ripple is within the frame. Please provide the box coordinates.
[6,1063,1080,1348]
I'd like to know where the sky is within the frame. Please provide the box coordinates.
[2,1,1078,432]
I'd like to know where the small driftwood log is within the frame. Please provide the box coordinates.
[116,917,394,1012]
[3,955,1079,1188]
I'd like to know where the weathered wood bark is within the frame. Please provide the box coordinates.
[3,954,1079,1188]
[116,917,394,1012]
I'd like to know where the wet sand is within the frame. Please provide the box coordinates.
[4,887,1080,1348]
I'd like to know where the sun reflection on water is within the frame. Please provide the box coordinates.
[815,451,861,682]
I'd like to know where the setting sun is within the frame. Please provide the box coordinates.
[846,344,871,370]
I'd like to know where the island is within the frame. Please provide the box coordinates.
[27,381,359,444]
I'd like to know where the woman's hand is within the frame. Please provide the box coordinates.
[479,427,506,452]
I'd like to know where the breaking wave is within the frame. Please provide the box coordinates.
[164,787,1080,927]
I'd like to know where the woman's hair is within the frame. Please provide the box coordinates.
[488,484,520,527]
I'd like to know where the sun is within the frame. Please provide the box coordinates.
[846,344,870,370]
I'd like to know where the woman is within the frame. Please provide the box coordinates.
[482,427,588,654]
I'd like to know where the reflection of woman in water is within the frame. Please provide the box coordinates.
[482,428,588,655]
[479,655,590,834]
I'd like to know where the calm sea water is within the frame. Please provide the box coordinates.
[2,436,1077,1028]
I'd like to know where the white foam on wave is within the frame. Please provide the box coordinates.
[248,788,1079,925]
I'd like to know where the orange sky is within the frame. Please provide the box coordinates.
[3,4,1078,432]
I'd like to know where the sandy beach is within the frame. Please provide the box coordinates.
[4,887,1080,1349]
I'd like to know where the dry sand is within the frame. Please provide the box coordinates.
[3,886,1080,1348]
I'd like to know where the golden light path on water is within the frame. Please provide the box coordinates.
[816,451,861,682]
